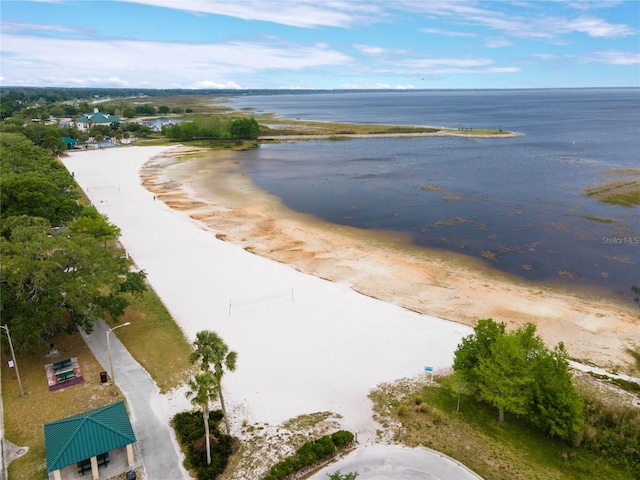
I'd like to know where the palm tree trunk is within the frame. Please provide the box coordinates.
[498,406,505,423]
[203,405,211,465]
[219,388,231,435]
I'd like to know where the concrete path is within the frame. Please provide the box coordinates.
[81,319,189,480]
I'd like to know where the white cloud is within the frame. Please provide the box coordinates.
[402,58,495,69]
[421,28,476,37]
[533,53,560,61]
[1,21,88,35]
[117,0,382,28]
[533,50,640,66]
[0,33,352,87]
[340,83,416,90]
[189,80,242,89]
[398,1,636,40]
[353,44,388,55]
[566,15,636,37]
[397,56,520,75]
[485,37,512,48]
[568,1,625,11]
[581,50,640,65]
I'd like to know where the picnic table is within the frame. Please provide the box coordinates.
[55,370,75,382]
[52,358,72,371]
[77,452,109,475]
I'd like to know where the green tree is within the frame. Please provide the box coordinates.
[189,330,237,435]
[453,318,506,392]
[228,117,259,139]
[43,132,66,156]
[185,371,218,465]
[1,220,133,350]
[453,319,584,429]
[70,206,121,248]
[1,173,80,225]
[528,343,584,438]
[477,332,533,422]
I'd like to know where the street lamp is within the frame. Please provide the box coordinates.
[106,322,130,386]
[1,324,24,397]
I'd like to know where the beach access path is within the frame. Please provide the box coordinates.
[80,319,189,480]
[62,145,470,443]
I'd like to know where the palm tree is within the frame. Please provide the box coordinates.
[185,371,218,465]
[189,330,237,435]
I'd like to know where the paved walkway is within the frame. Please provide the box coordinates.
[81,319,189,480]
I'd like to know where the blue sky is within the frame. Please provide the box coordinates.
[1,0,639,89]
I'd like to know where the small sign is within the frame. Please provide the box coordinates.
[8,360,14,368]
[424,366,433,372]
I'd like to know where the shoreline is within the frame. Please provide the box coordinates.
[141,145,640,371]
[63,145,471,444]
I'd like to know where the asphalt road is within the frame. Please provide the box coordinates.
[81,319,189,480]
[308,444,483,480]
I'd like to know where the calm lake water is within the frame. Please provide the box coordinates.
[227,89,639,300]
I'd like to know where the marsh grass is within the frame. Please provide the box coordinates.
[583,215,615,223]
[585,179,640,207]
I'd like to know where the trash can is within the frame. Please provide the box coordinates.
[100,371,108,383]
[126,471,137,480]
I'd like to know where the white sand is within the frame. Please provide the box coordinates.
[63,146,471,442]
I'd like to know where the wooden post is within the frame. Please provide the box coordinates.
[53,469,62,480]
[127,443,135,466]
[90,456,99,479]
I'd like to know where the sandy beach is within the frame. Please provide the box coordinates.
[62,144,639,476]
[139,146,639,371]
[63,146,472,446]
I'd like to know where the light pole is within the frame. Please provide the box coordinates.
[106,322,130,386]
[0,324,24,397]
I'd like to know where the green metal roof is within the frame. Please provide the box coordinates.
[76,113,122,124]
[44,400,136,472]
[61,136,81,144]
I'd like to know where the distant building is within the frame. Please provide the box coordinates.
[75,108,122,131]
[61,136,83,150]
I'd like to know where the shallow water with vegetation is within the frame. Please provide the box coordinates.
[228,89,640,300]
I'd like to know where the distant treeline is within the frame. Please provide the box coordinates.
[161,117,259,141]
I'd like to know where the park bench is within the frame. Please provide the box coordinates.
[77,452,109,475]
[52,359,72,371]
[77,458,91,475]
[97,452,109,467]
[55,370,75,382]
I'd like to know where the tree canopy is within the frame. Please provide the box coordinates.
[162,116,259,141]
[0,132,147,351]
[453,319,584,438]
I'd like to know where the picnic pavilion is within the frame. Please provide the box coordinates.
[44,401,137,480]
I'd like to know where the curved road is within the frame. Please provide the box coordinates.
[309,444,483,480]
[81,319,189,480]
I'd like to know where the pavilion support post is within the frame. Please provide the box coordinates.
[126,443,135,466]
[53,469,62,480]
[90,456,99,479]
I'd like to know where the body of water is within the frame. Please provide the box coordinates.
[228,89,639,300]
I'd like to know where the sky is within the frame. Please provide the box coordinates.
[1,0,639,90]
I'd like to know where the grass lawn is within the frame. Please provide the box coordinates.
[370,378,636,480]
[2,331,125,480]
[106,290,194,393]
[2,288,194,480]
